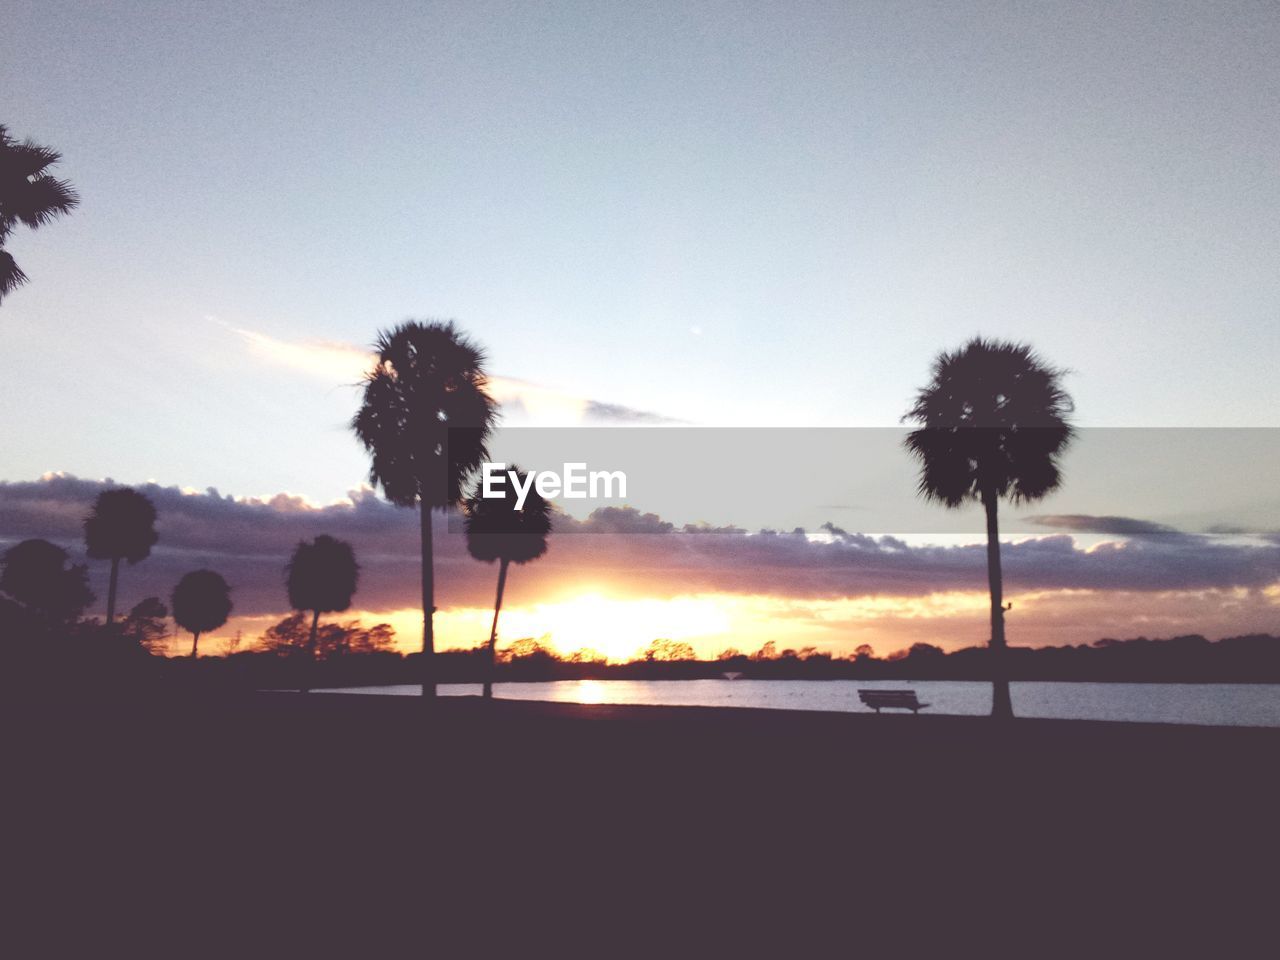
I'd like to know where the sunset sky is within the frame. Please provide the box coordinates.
[2,2,1278,657]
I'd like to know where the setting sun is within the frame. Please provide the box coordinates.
[433,592,733,662]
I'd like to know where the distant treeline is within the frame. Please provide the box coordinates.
[6,621,1280,694]
[442,633,1280,684]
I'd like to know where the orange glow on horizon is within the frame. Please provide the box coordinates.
[335,589,1001,661]
[162,583,1280,660]
[434,592,734,662]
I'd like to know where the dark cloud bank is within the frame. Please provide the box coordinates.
[2,476,1278,619]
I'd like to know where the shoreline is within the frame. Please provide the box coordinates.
[235,690,1280,751]
[299,679,1280,729]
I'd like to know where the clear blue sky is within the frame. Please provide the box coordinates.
[2,0,1277,504]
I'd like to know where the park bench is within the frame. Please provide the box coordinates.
[858,689,930,714]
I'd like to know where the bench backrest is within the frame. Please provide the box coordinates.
[858,689,921,706]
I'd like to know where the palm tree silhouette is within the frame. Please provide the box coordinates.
[0,125,79,305]
[286,535,359,692]
[84,488,159,626]
[171,570,233,658]
[904,337,1073,719]
[352,320,497,697]
[464,466,552,699]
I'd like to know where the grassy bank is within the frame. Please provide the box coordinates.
[6,693,1276,948]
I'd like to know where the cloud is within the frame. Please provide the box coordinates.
[554,506,675,534]
[581,399,679,425]
[226,324,370,384]
[680,521,749,535]
[224,324,679,426]
[1029,514,1185,536]
[3,479,1278,633]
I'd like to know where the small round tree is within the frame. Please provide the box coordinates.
[171,570,232,658]
[286,535,359,690]
[464,466,552,698]
[84,487,159,625]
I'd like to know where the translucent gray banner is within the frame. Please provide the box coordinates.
[448,428,1280,536]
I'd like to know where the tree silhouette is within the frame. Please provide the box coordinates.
[261,613,395,658]
[643,638,696,662]
[352,320,497,697]
[904,337,1073,718]
[285,535,359,691]
[0,539,94,628]
[171,570,232,658]
[84,488,159,626]
[463,466,551,698]
[0,125,79,305]
[120,597,169,652]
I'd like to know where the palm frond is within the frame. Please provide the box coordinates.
[903,337,1074,507]
[353,320,499,510]
[0,127,64,179]
[83,488,159,564]
[5,175,79,228]
[463,465,552,565]
[0,249,28,301]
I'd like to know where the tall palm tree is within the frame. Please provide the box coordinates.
[84,488,159,626]
[171,570,233,658]
[352,320,497,697]
[904,337,1073,719]
[286,535,359,692]
[0,125,79,304]
[464,466,552,699]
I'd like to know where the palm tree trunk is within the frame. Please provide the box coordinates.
[106,556,120,626]
[484,559,509,699]
[420,501,436,698]
[302,609,320,694]
[191,631,200,658]
[982,489,1013,719]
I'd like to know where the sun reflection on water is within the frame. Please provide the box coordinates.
[574,679,607,704]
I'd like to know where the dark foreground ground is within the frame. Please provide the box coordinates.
[5,691,1279,951]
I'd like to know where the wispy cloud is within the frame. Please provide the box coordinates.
[226,324,369,384]
[222,323,680,426]
[1028,514,1186,536]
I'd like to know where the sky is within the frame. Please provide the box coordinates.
[1,1,1278,655]
[3,476,1279,660]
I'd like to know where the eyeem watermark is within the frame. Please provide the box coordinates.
[482,462,628,508]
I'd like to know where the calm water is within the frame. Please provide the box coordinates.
[317,679,1280,728]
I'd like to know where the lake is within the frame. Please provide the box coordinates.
[315,678,1280,728]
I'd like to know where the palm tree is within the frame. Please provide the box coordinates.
[464,466,552,698]
[84,488,159,626]
[286,535,359,692]
[171,570,233,658]
[903,337,1073,719]
[352,320,497,697]
[0,125,79,305]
